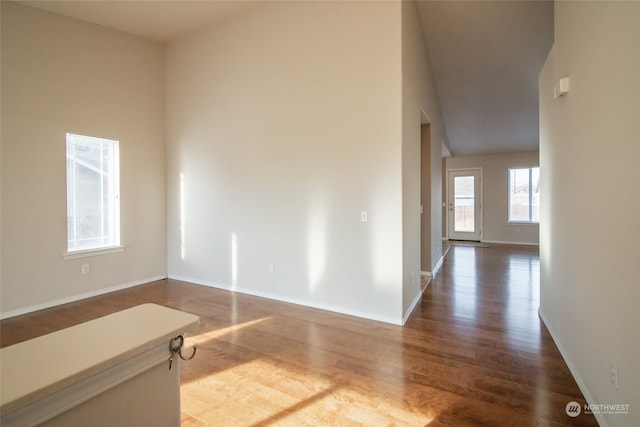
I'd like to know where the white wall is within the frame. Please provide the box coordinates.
[0,3,167,316]
[539,2,639,426]
[166,1,405,323]
[401,1,447,318]
[446,152,539,245]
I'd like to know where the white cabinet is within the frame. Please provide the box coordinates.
[1,304,199,426]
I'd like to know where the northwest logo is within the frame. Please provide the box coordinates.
[565,401,582,417]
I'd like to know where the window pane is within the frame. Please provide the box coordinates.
[454,176,474,232]
[531,167,540,222]
[509,168,530,222]
[66,133,120,252]
[509,167,540,223]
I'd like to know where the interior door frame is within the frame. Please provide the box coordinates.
[446,168,483,241]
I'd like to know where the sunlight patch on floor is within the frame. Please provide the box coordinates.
[186,317,273,345]
[180,357,436,426]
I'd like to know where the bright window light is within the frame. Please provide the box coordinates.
[508,167,540,223]
[66,133,120,252]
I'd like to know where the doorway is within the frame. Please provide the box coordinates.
[447,169,482,241]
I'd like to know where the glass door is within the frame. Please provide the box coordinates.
[447,169,482,241]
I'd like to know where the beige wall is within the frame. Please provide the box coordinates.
[1,1,449,325]
[539,2,640,426]
[420,124,431,271]
[445,152,539,245]
[1,3,167,316]
[401,1,447,318]
[166,1,406,323]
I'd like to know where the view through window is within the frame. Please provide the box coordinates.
[509,167,540,223]
[66,133,120,252]
[454,176,475,232]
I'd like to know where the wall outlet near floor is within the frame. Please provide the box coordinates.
[81,264,90,275]
[268,264,275,275]
[610,362,618,390]
[410,272,415,286]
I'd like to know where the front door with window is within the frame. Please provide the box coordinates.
[447,169,482,241]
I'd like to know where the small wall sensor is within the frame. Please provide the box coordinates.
[554,77,570,99]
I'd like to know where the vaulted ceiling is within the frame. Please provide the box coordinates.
[14,0,554,156]
[417,1,554,155]
[15,0,256,42]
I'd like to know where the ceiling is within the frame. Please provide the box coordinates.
[417,1,554,155]
[15,0,554,156]
[15,0,258,42]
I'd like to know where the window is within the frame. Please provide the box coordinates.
[508,167,540,223]
[66,133,120,253]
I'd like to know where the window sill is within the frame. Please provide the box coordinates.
[63,245,126,260]
[508,221,539,225]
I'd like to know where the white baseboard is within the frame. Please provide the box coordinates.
[482,240,539,246]
[402,276,430,325]
[169,274,403,326]
[418,256,445,283]
[0,275,167,320]
[538,308,609,427]
[432,255,445,276]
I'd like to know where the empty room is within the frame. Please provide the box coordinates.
[1,1,638,426]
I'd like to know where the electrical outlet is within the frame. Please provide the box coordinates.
[411,272,415,286]
[610,362,618,390]
[268,264,275,275]
[81,264,90,275]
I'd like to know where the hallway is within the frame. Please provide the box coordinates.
[410,244,595,425]
[1,245,596,426]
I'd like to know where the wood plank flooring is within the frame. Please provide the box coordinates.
[0,244,597,426]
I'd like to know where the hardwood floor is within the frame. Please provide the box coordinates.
[0,244,597,426]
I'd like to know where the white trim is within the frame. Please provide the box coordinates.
[402,280,429,325]
[442,242,451,258]
[538,308,609,427]
[415,261,444,287]
[0,275,166,320]
[63,245,126,260]
[482,240,539,246]
[168,274,403,326]
[507,221,540,225]
[432,254,445,276]
[446,168,484,242]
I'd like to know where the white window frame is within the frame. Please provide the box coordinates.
[64,132,124,259]
[508,167,540,224]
